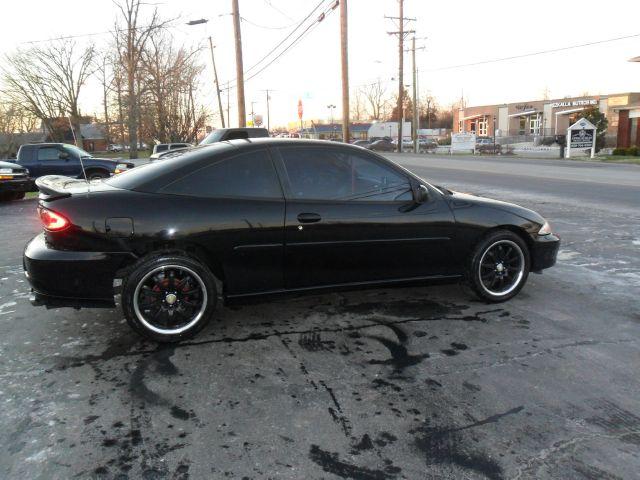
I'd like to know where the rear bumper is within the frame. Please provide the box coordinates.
[0,178,36,193]
[23,233,136,309]
[530,233,560,272]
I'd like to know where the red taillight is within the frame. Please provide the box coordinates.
[38,207,70,232]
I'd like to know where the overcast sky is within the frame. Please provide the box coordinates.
[1,0,639,129]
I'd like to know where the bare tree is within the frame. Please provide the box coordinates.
[360,79,389,121]
[350,88,366,122]
[2,40,95,146]
[113,0,170,158]
[137,31,208,143]
[0,95,38,156]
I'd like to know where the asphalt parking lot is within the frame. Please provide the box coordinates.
[1,154,639,480]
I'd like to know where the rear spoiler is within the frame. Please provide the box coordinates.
[35,175,86,201]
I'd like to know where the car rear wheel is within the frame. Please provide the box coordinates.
[467,230,530,303]
[121,254,217,342]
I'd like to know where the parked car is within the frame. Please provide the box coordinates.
[149,148,191,162]
[24,138,559,342]
[108,144,124,153]
[476,137,502,154]
[0,160,35,201]
[14,143,134,181]
[200,128,269,145]
[367,139,396,152]
[419,138,439,151]
[352,140,371,147]
[150,143,192,160]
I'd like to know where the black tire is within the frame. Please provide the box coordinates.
[12,192,25,200]
[86,170,109,180]
[467,230,530,303]
[121,253,217,342]
[0,192,12,202]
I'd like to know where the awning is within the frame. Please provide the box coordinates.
[554,107,586,116]
[460,113,488,121]
[508,110,538,117]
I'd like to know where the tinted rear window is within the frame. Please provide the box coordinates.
[160,150,282,199]
[105,144,232,191]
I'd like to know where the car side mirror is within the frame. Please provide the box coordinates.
[59,151,69,160]
[414,184,429,203]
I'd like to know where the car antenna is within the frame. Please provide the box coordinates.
[68,117,90,193]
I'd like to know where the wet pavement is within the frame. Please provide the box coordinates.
[1,155,639,480]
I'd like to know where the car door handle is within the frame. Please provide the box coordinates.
[297,213,322,223]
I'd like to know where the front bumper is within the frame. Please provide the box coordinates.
[530,233,560,273]
[0,178,36,193]
[23,233,136,309]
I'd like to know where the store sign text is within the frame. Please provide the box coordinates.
[551,99,598,108]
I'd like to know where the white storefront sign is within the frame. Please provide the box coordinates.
[566,118,596,159]
[451,133,476,153]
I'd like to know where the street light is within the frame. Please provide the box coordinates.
[187,18,226,128]
[327,104,336,138]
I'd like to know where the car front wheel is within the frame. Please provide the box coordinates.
[121,254,217,342]
[468,230,530,303]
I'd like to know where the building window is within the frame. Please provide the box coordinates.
[470,120,476,133]
[458,120,463,132]
[478,117,488,136]
[518,117,526,135]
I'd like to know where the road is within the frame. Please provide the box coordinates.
[1,154,639,480]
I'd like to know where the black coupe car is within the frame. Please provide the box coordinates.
[24,139,559,342]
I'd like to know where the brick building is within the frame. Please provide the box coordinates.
[453,92,640,147]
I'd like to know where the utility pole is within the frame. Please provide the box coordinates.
[340,0,349,143]
[407,36,426,153]
[231,0,246,127]
[386,2,414,153]
[250,101,257,125]
[412,36,417,153]
[208,37,226,128]
[261,89,271,131]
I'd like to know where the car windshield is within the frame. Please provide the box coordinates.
[64,145,91,158]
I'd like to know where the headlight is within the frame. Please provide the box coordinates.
[538,221,552,235]
[0,168,12,174]
[114,163,129,175]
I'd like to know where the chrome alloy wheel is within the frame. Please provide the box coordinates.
[133,265,207,335]
[478,240,525,297]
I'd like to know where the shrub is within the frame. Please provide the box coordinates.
[541,137,556,146]
[612,148,627,156]
[627,146,639,156]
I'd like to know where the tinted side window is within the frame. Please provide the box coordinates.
[161,150,282,199]
[156,145,169,153]
[38,147,61,161]
[280,148,411,201]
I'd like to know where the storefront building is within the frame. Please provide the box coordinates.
[453,93,640,147]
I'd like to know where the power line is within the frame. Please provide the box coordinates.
[221,0,335,90]
[426,32,640,72]
[244,0,329,76]
[19,19,181,45]
[241,16,302,30]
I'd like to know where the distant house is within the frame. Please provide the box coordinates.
[0,132,47,158]
[42,117,108,152]
[80,123,108,152]
[299,122,372,141]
